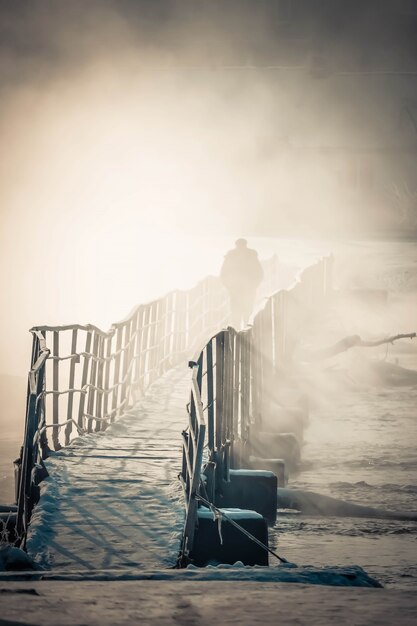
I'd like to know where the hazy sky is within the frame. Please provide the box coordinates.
[0,0,416,378]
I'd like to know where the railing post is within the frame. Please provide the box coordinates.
[65,329,78,445]
[78,329,92,430]
[103,333,113,419]
[140,305,151,390]
[215,332,224,452]
[111,326,123,420]
[132,307,144,394]
[251,318,260,428]
[120,321,132,409]
[215,331,225,484]
[149,302,158,385]
[174,291,187,358]
[16,332,42,545]
[240,330,250,443]
[156,297,167,376]
[232,331,240,463]
[86,332,99,432]
[52,331,60,449]
[95,334,105,431]
[206,339,215,451]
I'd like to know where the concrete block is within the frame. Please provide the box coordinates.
[260,406,308,442]
[249,456,287,487]
[190,506,269,567]
[215,469,277,525]
[250,431,301,470]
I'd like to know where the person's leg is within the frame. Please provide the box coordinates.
[241,291,256,326]
[229,292,242,329]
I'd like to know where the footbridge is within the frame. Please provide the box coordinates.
[12,256,333,571]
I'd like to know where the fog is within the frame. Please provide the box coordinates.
[1,7,417,594]
[0,2,416,391]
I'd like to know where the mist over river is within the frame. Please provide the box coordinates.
[1,238,416,589]
[270,238,417,589]
[272,378,417,589]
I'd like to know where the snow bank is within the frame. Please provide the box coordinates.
[0,563,382,587]
[0,545,41,571]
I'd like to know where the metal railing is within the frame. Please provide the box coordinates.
[178,256,333,564]
[15,275,229,546]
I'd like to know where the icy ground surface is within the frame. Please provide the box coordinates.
[269,243,417,590]
[1,581,416,626]
[273,359,417,590]
[26,367,190,570]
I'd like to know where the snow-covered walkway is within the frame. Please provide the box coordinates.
[27,366,190,571]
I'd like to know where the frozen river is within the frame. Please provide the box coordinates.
[270,239,417,589]
[272,380,417,589]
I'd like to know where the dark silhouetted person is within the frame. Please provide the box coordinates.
[220,239,264,329]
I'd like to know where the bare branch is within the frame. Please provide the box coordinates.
[306,333,416,360]
[357,333,416,348]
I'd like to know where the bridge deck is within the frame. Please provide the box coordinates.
[27,366,190,571]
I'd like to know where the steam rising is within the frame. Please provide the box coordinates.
[0,1,416,383]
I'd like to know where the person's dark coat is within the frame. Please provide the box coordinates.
[220,247,263,295]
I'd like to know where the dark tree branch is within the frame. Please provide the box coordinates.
[307,333,416,360]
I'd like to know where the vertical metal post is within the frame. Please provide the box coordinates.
[140,305,151,390]
[206,339,214,451]
[86,332,99,432]
[221,331,228,479]
[52,331,60,450]
[189,394,196,476]
[240,330,250,442]
[232,331,240,464]
[38,331,49,461]
[65,329,78,445]
[121,321,132,409]
[125,316,136,407]
[95,334,105,431]
[215,330,224,484]
[179,291,187,355]
[156,297,167,376]
[78,329,92,430]
[133,308,144,392]
[103,333,112,419]
[148,302,158,384]
[185,291,191,352]
[16,333,39,541]
[260,299,273,419]
[111,326,123,419]
[250,320,258,427]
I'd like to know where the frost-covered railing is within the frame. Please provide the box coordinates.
[16,276,229,545]
[178,326,251,565]
[178,256,333,565]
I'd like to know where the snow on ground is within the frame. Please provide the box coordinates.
[26,366,191,570]
[274,345,417,589]
[0,580,416,626]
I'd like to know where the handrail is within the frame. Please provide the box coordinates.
[15,275,229,546]
[177,255,333,565]
[30,323,113,337]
